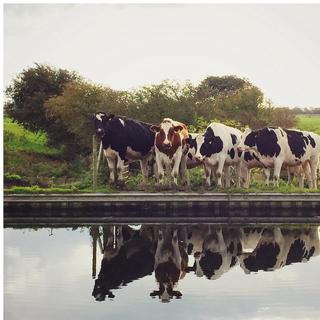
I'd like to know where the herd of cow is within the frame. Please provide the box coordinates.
[94,112,320,189]
[91,224,320,302]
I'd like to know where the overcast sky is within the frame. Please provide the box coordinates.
[4,4,320,108]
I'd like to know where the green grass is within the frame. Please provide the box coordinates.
[296,114,320,135]
[4,117,60,156]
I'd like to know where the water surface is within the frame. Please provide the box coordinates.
[4,224,320,320]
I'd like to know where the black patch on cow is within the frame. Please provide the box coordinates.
[238,150,242,157]
[187,152,193,160]
[286,239,315,265]
[199,127,224,158]
[308,134,316,148]
[186,135,197,150]
[199,250,223,279]
[187,243,194,255]
[286,239,305,265]
[244,128,281,158]
[230,256,237,268]
[244,151,254,162]
[227,242,235,254]
[229,148,235,159]
[231,134,237,145]
[95,113,155,161]
[244,243,280,272]
[284,129,309,159]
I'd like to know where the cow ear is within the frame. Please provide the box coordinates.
[150,125,160,133]
[174,125,183,132]
[106,114,115,121]
[185,137,192,145]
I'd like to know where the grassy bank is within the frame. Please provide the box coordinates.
[4,116,320,194]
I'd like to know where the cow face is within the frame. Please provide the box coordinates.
[193,127,223,161]
[151,120,183,151]
[238,128,256,153]
[94,112,114,137]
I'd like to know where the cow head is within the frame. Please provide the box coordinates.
[94,112,115,137]
[151,119,183,151]
[238,128,258,153]
[192,126,223,162]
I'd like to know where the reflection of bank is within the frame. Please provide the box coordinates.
[89,224,320,302]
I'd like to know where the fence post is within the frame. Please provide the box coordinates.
[92,135,98,191]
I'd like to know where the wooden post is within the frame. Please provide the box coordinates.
[92,135,98,191]
[90,226,99,279]
[97,141,103,173]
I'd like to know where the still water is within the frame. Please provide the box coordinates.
[4,224,320,320]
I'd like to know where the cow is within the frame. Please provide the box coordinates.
[94,112,155,185]
[188,123,242,187]
[192,227,242,280]
[239,227,320,274]
[238,127,320,188]
[150,118,189,186]
[151,226,188,302]
[92,225,154,301]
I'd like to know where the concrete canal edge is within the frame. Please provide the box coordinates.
[4,192,320,225]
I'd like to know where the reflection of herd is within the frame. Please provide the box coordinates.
[94,113,320,189]
[91,225,320,302]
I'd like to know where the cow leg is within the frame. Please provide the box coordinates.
[140,158,149,185]
[116,157,126,183]
[154,229,164,269]
[156,154,165,185]
[172,153,182,186]
[204,164,212,187]
[179,155,189,186]
[224,165,231,188]
[172,229,182,269]
[310,157,319,189]
[106,157,117,183]
[235,162,241,188]
[216,156,227,187]
[303,161,312,188]
[287,167,293,185]
[273,161,283,187]
[264,169,270,186]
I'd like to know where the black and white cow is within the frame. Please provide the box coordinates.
[192,227,242,280]
[238,127,320,188]
[92,225,154,301]
[188,123,242,187]
[94,112,155,184]
[239,227,320,274]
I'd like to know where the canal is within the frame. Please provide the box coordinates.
[4,222,320,320]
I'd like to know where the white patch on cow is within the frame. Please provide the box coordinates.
[119,118,125,126]
[95,113,104,122]
[161,121,173,145]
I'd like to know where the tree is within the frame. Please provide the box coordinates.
[5,64,78,149]
[45,79,125,151]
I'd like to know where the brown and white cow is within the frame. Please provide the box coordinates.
[151,118,189,186]
[151,226,188,302]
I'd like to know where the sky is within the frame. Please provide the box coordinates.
[3,3,320,108]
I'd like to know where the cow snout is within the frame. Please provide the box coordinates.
[163,142,172,149]
[195,155,204,162]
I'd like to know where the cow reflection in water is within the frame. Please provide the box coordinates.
[91,225,320,302]
[239,227,320,273]
[150,226,188,302]
[92,225,155,301]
